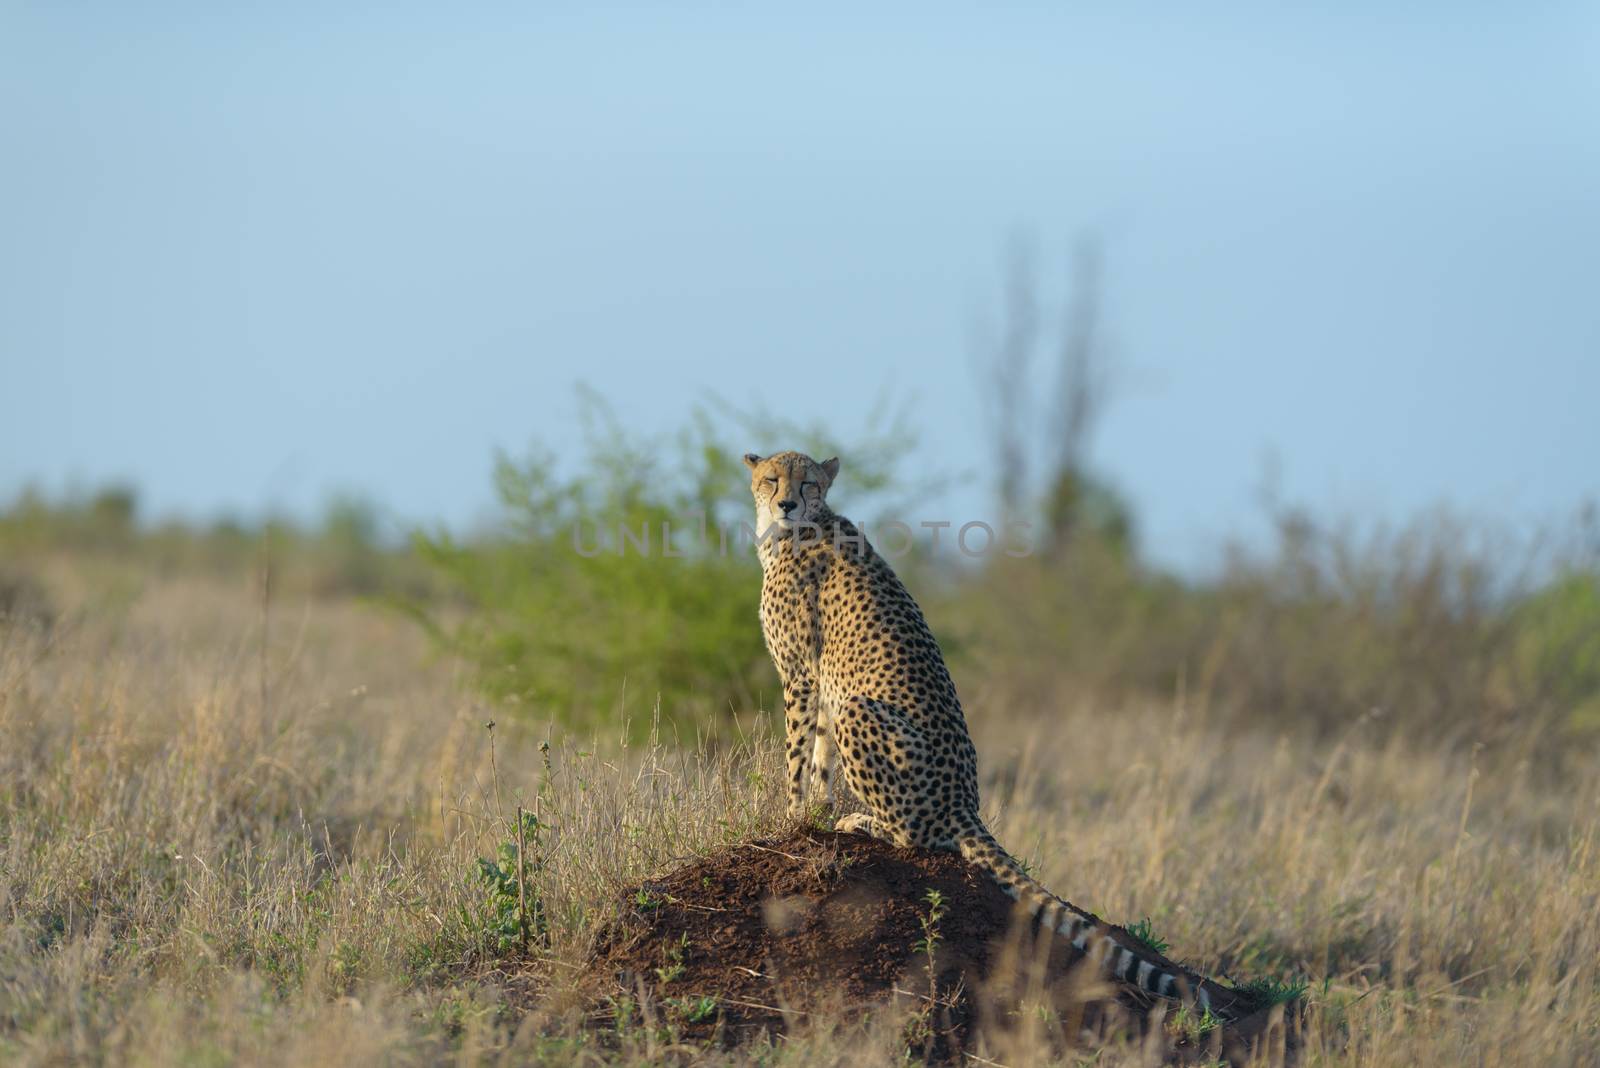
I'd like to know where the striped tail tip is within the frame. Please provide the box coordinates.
[1067,926,1215,1015]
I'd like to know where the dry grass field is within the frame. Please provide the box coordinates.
[3,563,1598,1066]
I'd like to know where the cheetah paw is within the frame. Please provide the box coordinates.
[834,813,881,838]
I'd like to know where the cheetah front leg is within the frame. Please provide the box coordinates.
[780,671,819,818]
[810,702,837,809]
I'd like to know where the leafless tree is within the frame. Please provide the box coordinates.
[973,232,1039,521]
[1053,236,1110,485]
[973,231,1118,550]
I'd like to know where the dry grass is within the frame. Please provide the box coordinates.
[2,568,1597,1066]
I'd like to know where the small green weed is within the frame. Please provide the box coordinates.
[1126,917,1170,955]
[655,932,690,985]
[1237,974,1309,1005]
[471,809,548,952]
[912,888,946,959]
[903,888,948,1058]
[667,995,718,1024]
[1168,1003,1222,1042]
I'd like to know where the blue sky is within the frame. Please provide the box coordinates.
[3,3,1596,570]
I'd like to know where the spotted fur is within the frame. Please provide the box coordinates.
[744,449,1229,1017]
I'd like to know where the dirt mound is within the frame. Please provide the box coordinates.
[581,828,1295,1062]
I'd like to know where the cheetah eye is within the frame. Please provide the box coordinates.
[801,481,817,492]
[763,477,778,486]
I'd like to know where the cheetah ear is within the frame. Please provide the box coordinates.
[742,453,763,470]
[821,457,840,481]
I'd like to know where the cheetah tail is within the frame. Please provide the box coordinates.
[953,825,1221,1016]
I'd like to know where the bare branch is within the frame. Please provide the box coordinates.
[971,231,1039,519]
[1054,234,1110,479]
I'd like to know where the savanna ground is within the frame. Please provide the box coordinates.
[4,543,1598,1067]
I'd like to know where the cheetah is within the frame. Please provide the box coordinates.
[744,450,1238,1017]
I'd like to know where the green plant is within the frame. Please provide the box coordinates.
[1513,572,1600,731]
[1125,917,1169,956]
[470,810,547,953]
[904,888,948,1058]
[655,933,690,985]
[912,888,945,961]
[667,994,717,1024]
[1237,974,1309,1005]
[1168,1002,1222,1042]
[607,994,637,1041]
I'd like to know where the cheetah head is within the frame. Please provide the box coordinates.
[742,451,840,537]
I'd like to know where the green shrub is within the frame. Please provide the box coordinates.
[943,507,1600,757]
[408,392,924,735]
[1513,572,1600,732]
